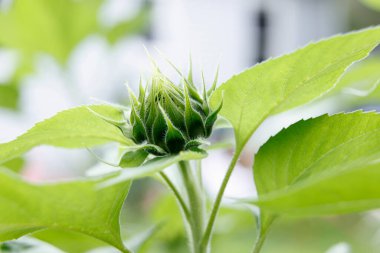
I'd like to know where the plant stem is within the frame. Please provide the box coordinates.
[179,160,206,253]
[252,215,275,253]
[200,150,241,251]
[196,160,204,192]
[252,233,266,253]
[159,171,190,219]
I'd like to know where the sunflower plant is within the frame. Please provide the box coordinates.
[1,26,380,253]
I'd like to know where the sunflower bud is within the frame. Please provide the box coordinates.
[126,69,222,156]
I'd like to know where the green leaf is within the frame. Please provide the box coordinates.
[0,105,132,165]
[334,58,380,105]
[0,85,19,109]
[0,0,150,68]
[87,104,127,125]
[210,26,380,151]
[329,57,380,101]
[100,151,206,188]
[1,158,24,173]
[253,111,380,216]
[33,229,107,253]
[0,0,102,64]
[361,0,380,11]
[318,57,380,110]
[0,170,131,253]
[119,149,149,168]
[331,57,380,94]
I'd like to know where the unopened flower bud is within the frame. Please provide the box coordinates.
[127,69,222,156]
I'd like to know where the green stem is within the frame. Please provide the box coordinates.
[252,233,266,253]
[196,159,204,192]
[252,215,275,253]
[200,150,241,251]
[179,161,206,253]
[159,171,190,219]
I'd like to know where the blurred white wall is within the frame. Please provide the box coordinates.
[265,0,348,57]
[150,0,256,83]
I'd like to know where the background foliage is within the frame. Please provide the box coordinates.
[1,1,380,253]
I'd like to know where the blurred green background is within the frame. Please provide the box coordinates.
[1,0,380,252]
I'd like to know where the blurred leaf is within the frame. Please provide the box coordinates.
[99,151,206,188]
[323,57,380,108]
[0,105,132,165]
[151,195,184,241]
[105,6,151,44]
[126,223,162,253]
[0,0,149,108]
[338,58,380,105]
[210,26,380,151]
[0,0,102,64]
[209,206,256,253]
[253,111,380,216]
[331,57,380,94]
[86,224,162,253]
[2,158,24,173]
[0,0,150,66]
[213,116,233,130]
[0,85,18,109]
[0,170,131,252]
[361,0,380,11]
[1,237,64,253]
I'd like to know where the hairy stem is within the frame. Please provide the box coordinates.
[200,150,241,251]
[179,160,206,253]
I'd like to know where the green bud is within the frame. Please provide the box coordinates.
[126,69,222,156]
